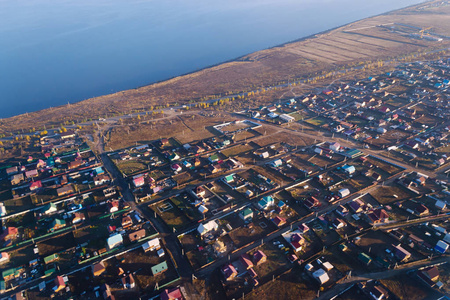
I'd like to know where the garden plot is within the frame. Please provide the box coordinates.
[150,199,192,231]
[223,213,277,249]
[370,185,417,205]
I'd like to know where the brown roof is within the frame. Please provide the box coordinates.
[92,262,106,276]
[128,229,146,242]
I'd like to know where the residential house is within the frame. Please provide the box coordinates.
[72,212,85,224]
[312,269,330,285]
[160,287,185,300]
[415,204,429,216]
[253,250,267,266]
[192,186,206,199]
[221,264,238,281]
[393,244,411,262]
[142,238,160,252]
[128,229,146,242]
[298,223,310,234]
[2,267,25,281]
[68,159,83,170]
[107,234,123,250]
[151,261,168,276]
[209,154,219,163]
[304,196,320,209]
[239,254,254,270]
[122,274,136,289]
[336,205,349,217]
[43,203,57,215]
[329,142,340,152]
[365,208,389,225]
[94,174,110,186]
[29,180,42,191]
[367,285,388,300]
[239,208,254,221]
[107,200,119,213]
[338,188,350,198]
[0,227,18,241]
[25,169,38,178]
[121,216,133,229]
[332,218,346,229]
[342,165,356,175]
[101,284,115,300]
[44,253,60,264]
[6,166,18,176]
[258,196,275,210]
[92,262,106,277]
[10,173,24,185]
[272,216,286,227]
[56,185,74,197]
[49,219,66,232]
[0,252,10,264]
[418,266,440,287]
[197,220,219,236]
[53,276,66,293]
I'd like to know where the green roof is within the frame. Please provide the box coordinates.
[2,268,14,279]
[44,253,59,264]
[2,267,22,279]
[209,154,219,161]
[44,268,56,276]
[240,208,253,217]
[151,261,168,275]
[224,174,234,182]
[54,219,65,225]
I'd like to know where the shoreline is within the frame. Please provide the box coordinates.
[1,0,445,133]
[1,1,431,120]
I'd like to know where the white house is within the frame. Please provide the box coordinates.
[338,188,350,198]
[312,269,329,285]
[329,142,340,152]
[107,233,123,250]
[197,220,219,236]
[279,114,295,123]
[142,238,160,252]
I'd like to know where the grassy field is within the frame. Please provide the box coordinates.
[150,199,192,231]
[116,160,148,176]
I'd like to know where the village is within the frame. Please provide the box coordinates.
[1,58,450,300]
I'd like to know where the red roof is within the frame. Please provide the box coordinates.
[272,216,286,227]
[30,180,42,190]
[239,254,253,269]
[161,287,184,300]
[253,250,266,264]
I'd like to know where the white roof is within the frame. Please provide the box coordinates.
[142,238,160,251]
[198,220,218,234]
[436,240,449,250]
[107,233,123,247]
[322,262,334,271]
[198,205,208,214]
[312,269,329,284]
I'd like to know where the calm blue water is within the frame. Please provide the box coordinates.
[0,0,425,117]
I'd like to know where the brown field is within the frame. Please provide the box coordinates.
[381,274,431,300]
[1,1,450,135]
[105,112,231,150]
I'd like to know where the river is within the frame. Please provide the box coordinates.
[0,0,425,117]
